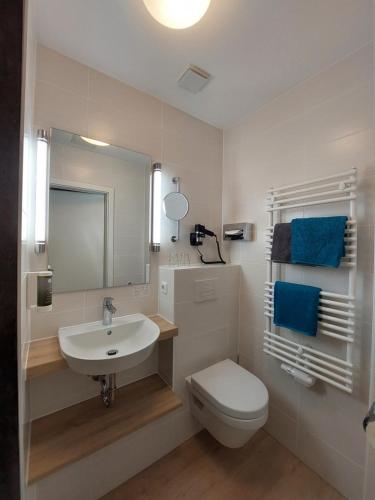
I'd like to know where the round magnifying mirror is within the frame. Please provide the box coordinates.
[163,192,189,221]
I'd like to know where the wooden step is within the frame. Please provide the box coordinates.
[26,314,178,379]
[28,374,182,484]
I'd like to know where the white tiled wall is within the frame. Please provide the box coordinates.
[223,44,375,500]
[30,44,223,341]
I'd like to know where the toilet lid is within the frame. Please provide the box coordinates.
[191,359,268,420]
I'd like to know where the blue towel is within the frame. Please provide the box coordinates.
[273,281,321,336]
[291,216,347,268]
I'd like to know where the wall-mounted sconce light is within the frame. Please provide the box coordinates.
[151,162,161,252]
[35,129,49,254]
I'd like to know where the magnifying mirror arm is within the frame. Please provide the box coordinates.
[171,176,181,242]
[163,177,189,243]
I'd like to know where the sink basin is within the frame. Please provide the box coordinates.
[58,313,160,375]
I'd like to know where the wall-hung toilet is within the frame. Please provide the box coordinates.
[186,359,269,448]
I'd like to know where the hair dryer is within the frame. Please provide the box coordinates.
[190,224,226,265]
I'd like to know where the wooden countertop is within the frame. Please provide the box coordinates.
[26,314,178,380]
[28,374,182,484]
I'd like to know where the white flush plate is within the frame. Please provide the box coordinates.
[194,278,218,303]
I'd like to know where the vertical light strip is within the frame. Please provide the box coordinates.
[151,163,161,252]
[21,136,30,242]
[35,129,49,254]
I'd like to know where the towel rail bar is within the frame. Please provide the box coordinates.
[264,300,355,318]
[263,349,352,393]
[266,220,357,229]
[265,282,354,301]
[263,335,353,376]
[264,330,353,366]
[267,187,355,207]
[265,295,355,309]
[263,342,351,384]
[265,305,354,327]
[319,329,354,342]
[267,169,356,193]
[265,257,355,267]
[270,180,355,199]
[264,311,354,343]
[302,353,352,376]
[264,167,357,393]
[267,194,356,212]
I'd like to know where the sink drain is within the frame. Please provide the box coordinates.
[106,349,118,356]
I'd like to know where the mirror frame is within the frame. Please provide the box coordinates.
[47,127,154,292]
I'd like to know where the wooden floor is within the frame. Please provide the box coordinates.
[103,430,343,500]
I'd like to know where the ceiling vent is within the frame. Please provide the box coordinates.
[178,65,211,94]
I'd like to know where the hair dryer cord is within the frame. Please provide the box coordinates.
[196,234,226,265]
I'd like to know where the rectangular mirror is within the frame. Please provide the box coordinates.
[48,128,151,293]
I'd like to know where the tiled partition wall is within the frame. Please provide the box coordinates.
[223,44,375,500]
[158,264,240,398]
[30,44,223,342]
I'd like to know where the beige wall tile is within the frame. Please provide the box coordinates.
[31,308,85,340]
[88,68,161,113]
[32,44,222,347]
[299,383,367,466]
[265,404,298,456]
[34,80,89,136]
[37,45,89,98]
[297,429,365,500]
[87,100,162,159]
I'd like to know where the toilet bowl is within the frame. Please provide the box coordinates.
[186,359,269,448]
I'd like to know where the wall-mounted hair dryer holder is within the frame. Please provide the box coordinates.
[190,224,226,265]
[223,222,253,241]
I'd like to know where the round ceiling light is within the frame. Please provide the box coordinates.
[143,0,211,29]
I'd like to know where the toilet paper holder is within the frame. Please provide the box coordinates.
[363,401,375,431]
[223,222,253,241]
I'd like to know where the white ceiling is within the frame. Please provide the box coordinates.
[35,0,372,129]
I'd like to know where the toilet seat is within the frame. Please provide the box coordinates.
[189,382,268,431]
[190,359,268,421]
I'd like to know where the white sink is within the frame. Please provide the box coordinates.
[58,313,160,375]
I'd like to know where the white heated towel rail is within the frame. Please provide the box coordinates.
[263,168,357,393]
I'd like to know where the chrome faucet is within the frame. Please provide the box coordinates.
[103,297,117,326]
